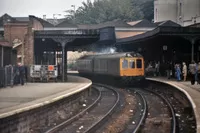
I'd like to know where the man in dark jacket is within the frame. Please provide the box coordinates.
[189,61,196,85]
[18,63,25,85]
[167,62,173,79]
[13,64,20,85]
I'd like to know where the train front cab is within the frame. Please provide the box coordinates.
[120,57,145,82]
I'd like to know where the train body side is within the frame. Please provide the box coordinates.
[93,57,120,76]
[77,52,145,81]
[77,56,94,75]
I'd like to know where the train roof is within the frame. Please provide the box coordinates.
[78,52,143,60]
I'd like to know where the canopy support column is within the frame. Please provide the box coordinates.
[53,38,74,82]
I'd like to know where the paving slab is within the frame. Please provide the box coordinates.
[0,75,92,119]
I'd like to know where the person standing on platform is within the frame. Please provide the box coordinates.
[175,64,181,81]
[195,62,199,84]
[182,62,187,81]
[166,62,170,79]
[189,61,196,85]
[197,62,200,84]
[167,62,173,79]
[14,64,20,85]
[155,61,160,76]
[18,63,25,86]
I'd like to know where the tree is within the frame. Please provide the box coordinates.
[133,0,154,21]
[65,0,153,24]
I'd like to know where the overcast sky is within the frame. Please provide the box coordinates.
[0,0,93,18]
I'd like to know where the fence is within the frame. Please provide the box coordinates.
[0,67,5,87]
[4,65,14,87]
[0,65,59,88]
[0,66,14,88]
[0,65,28,88]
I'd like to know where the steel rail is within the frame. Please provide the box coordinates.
[132,90,148,133]
[144,88,176,133]
[83,83,120,133]
[45,87,101,133]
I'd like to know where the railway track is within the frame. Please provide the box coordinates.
[45,83,120,133]
[32,78,195,133]
[123,88,176,133]
[122,90,147,133]
[147,83,196,133]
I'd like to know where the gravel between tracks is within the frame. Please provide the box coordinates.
[55,86,118,133]
[137,89,171,133]
[100,89,137,133]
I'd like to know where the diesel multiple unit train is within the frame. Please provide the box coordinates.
[77,52,145,84]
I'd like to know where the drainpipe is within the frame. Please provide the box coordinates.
[1,46,3,67]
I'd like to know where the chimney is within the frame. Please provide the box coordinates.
[43,15,47,20]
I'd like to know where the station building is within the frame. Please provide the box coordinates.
[0,13,200,72]
[0,14,156,66]
[154,0,200,26]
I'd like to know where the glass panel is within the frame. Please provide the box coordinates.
[129,60,135,68]
[122,59,128,69]
[136,59,142,68]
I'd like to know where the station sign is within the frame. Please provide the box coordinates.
[63,30,84,35]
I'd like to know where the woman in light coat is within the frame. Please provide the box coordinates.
[182,62,187,81]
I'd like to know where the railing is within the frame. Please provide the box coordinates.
[0,67,5,87]
[4,66,12,87]
[0,66,13,88]
[0,65,28,88]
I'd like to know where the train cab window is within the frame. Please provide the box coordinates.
[136,59,142,68]
[122,59,128,69]
[129,60,135,68]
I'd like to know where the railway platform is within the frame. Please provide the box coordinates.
[147,77,200,133]
[0,75,92,119]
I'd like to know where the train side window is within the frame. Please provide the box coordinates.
[136,59,142,68]
[129,60,135,68]
[122,59,128,69]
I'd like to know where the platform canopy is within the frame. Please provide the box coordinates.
[116,21,200,63]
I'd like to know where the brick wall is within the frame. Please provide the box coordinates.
[3,16,44,65]
[24,32,34,65]
[4,23,28,44]
[26,16,44,64]
[31,17,43,31]
[4,23,28,64]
